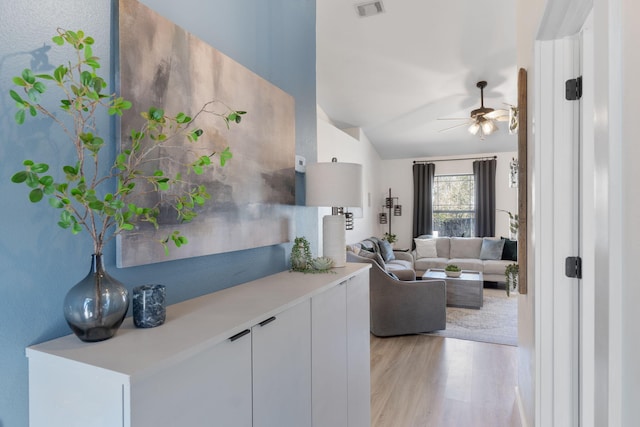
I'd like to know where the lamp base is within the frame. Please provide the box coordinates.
[322,215,346,268]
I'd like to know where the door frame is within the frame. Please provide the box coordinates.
[534,0,623,425]
[534,36,582,427]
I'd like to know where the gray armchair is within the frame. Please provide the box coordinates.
[347,252,447,337]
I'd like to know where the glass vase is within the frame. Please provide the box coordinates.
[63,254,129,342]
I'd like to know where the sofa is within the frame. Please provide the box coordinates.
[346,250,446,336]
[412,236,517,282]
[346,237,416,281]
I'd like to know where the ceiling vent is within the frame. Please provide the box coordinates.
[355,1,385,18]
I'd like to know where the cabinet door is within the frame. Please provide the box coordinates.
[131,329,252,427]
[252,300,311,427]
[29,355,125,427]
[347,272,371,427]
[312,281,348,427]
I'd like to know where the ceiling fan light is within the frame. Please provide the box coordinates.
[481,119,498,135]
[468,122,480,135]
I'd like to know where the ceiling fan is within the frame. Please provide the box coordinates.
[438,81,517,139]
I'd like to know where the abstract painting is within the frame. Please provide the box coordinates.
[116,0,295,267]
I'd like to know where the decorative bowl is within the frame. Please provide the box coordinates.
[445,270,461,278]
[311,256,333,271]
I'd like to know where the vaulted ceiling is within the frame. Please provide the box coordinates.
[316,0,518,159]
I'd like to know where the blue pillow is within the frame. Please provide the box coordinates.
[480,238,505,260]
[377,238,396,262]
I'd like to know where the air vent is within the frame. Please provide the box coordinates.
[355,1,385,18]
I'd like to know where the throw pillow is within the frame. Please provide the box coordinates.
[378,238,396,262]
[479,238,506,260]
[358,248,386,269]
[450,237,483,258]
[414,238,438,259]
[501,237,518,261]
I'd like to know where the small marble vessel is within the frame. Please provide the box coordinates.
[132,284,166,328]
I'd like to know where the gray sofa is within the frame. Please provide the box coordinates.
[346,252,446,336]
[412,236,517,282]
[346,237,416,280]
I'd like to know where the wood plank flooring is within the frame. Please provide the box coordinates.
[370,334,521,427]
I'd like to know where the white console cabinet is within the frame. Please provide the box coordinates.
[27,263,369,427]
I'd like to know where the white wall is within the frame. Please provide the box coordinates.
[378,153,519,249]
[316,113,382,251]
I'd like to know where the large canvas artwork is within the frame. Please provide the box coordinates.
[116,0,296,267]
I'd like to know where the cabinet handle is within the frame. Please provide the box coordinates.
[258,316,276,327]
[229,329,251,342]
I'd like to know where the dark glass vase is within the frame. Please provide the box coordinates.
[63,254,129,342]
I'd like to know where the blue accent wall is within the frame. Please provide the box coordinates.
[0,1,316,425]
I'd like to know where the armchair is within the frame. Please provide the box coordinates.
[347,252,446,337]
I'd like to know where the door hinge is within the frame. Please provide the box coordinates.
[565,256,582,279]
[565,76,583,100]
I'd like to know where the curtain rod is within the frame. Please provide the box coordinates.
[413,155,497,164]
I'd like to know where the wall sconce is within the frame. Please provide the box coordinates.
[344,212,354,230]
[383,188,401,237]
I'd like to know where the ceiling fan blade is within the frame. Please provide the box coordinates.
[437,117,470,120]
[484,109,509,120]
[438,121,472,133]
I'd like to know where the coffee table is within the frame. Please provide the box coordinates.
[422,269,484,309]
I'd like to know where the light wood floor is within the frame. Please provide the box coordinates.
[370,334,521,427]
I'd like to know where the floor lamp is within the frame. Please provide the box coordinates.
[306,159,363,267]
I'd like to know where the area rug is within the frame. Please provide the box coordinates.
[423,288,518,346]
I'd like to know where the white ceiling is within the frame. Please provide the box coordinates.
[316,0,518,160]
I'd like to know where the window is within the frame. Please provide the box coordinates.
[432,174,475,237]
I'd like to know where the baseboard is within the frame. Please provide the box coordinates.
[515,386,529,427]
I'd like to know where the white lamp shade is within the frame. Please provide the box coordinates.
[306,162,363,208]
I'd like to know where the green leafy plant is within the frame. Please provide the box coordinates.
[504,263,519,296]
[9,28,246,256]
[497,209,519,236]
[382,232,397,244]
[290,236,313,272]
[289,237,335,274]
[445,264,461,272]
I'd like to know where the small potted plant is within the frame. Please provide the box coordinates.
[504,263,519,296]
[289,237,334,273]
[290,237,313,272]
[445,264,461,278]
[382,232,397,246]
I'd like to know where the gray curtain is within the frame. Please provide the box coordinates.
[473,159,496,237]
[413,163,436,238]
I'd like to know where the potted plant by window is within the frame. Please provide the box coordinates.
[9,29,245,341]
[497,209,519,240]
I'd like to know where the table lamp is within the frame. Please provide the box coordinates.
[306,158,363,267]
